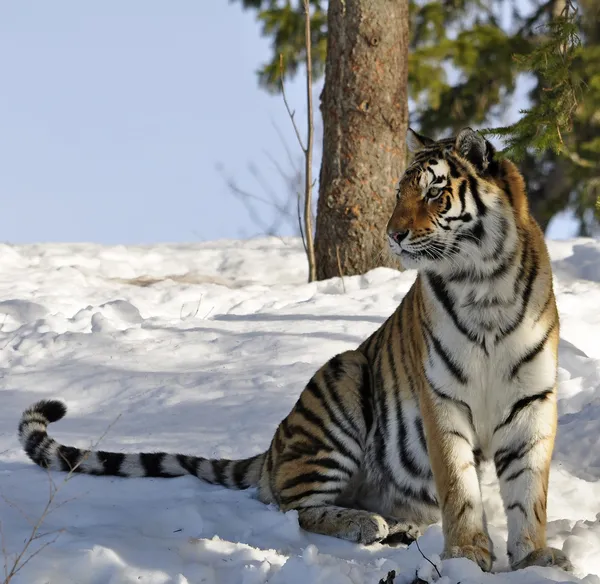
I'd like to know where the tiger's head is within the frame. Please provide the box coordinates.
[387,127,527,272]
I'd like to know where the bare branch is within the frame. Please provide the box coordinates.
[336,246,346,293]
[302,0,317,282]
[279,54,307,153]
[297,191,308,256]
[415,538,442,579]
[2,413,121,583]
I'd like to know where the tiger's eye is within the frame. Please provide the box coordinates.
[428,186,441,199]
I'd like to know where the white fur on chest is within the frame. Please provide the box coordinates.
[426,294,556,453]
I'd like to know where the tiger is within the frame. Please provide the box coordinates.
[18,127,572,573]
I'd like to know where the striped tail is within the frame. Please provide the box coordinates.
[18,400,265,489]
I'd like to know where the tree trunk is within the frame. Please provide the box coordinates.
[314,0,409,280]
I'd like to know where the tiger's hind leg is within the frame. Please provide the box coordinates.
[269,350,418,545]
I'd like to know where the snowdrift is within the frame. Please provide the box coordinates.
[1,237,599,584]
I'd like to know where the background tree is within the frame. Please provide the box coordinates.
[234,0,410,279]
[313,0,409,278]
[233,0,599,262]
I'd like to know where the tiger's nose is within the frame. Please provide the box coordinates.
[388,229,409,245]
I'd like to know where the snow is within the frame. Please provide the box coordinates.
[1,236,600,584]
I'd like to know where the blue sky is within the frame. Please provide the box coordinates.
[1,1,313,244]
[1,1,572,244]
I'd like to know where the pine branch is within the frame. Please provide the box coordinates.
[484,0,585,161]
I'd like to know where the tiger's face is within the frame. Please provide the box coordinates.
[387,127,506,271]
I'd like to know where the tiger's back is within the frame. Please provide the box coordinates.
[18,127,571,572]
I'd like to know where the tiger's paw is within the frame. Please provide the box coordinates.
[511,547,573,572]
[381,520,421,546]
[350,512,390,545]
[443,544,493,572]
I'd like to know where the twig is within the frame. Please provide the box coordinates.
[297,191,308,256]
[415,538,442,579]
[279,54,306,153]
[180,296,202,321]
[2,412,121,583]
[335,246,346,293]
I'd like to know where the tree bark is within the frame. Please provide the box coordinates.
[314,0,409,280]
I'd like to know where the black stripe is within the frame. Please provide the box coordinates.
[279,487,343,506]
[396,390,432,479]
[534,503,543,524]
[293,401,361,467]
[57,444,84,473]
[422,321,468,384]
[385,330,430,478]
[441,195,452,214]
[372,328,387,358]
[359,361,374,434]
[24,430,49,466]
[494,439,541,477]
[232,457,255,489]
[457,501,474,520]
[485,216,508,261]
[287,423,329,452]
[280,442,320,462]
[140,452,177,478]
[447,153,470,176]
[444,212,472,224]
[513,231,529,287]
[507,502,527,516]
[468,175,487,216]
[394,482,438,508]
[304,457,353,474]
[306,379,360,444]
[448,430,471,445]
[487,247,518,279]
[494,389,553,433]
[509,320,557,380]
[426,272,482,348]
[211,459,228,484]
[273,429,284,454]
[496,235,539,342]
[426,374,474,430]
[446,157,460,179]
[534,289,555,324]
[373,354,393,475]
[265,448,274,473]
[504,467,532,482]
[322,370,363,438]
[447,244,517,284]
[415,418,428,453]
[280,470,339,491]
[176,454,199,477]
[470,220,485,243]
[458,179,467,214]
[281,418,293,440]
[97,450,126,476]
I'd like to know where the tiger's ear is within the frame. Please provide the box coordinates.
[455,128,495,172]
[406,128,435,153]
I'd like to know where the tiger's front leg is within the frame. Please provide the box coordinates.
[420,388,493,571]
[493,386,573,572]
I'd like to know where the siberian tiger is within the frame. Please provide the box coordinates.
[18,128,572,573]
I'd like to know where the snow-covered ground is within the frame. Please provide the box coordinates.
[1,237,600,584]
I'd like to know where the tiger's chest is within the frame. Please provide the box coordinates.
[425,294,557,454]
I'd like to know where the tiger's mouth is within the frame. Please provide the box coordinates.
[389,236,461,268]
